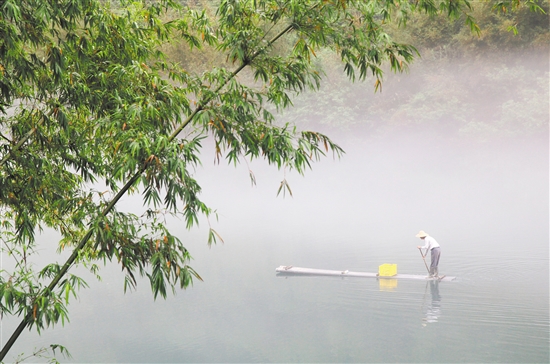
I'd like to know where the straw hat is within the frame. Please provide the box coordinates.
[416,230,428,238]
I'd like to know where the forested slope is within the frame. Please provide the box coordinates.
[165,0,549,139]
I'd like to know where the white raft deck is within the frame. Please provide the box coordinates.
[275,266,456,282]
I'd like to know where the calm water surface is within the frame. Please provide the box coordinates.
[2,134,548,363]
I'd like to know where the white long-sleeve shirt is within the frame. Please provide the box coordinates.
[419,236,440,251]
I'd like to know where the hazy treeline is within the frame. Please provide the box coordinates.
[280,1,550,138]
[279,51,548,139]
[159,0,549,138]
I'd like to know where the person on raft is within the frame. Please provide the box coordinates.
[416,230,441,278]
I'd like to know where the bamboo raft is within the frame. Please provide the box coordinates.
[275,265,456,282]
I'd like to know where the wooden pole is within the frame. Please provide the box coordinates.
[418,248,430,274]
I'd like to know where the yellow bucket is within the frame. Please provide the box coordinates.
[378,263,397,277]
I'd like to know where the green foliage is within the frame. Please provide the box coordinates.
[0,0,543,361]
[12,344,71,364]
[385,0,549,54]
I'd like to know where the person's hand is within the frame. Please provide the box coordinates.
[417,246,421,249]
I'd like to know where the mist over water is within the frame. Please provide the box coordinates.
[2,53,548,362]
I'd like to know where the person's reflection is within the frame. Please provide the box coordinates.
[422,280,441,326]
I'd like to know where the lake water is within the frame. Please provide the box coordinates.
[2,133,549,363]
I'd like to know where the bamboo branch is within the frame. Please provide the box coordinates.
[0,20,295,361]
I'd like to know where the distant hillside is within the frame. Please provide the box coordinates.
[160,1,549,139]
